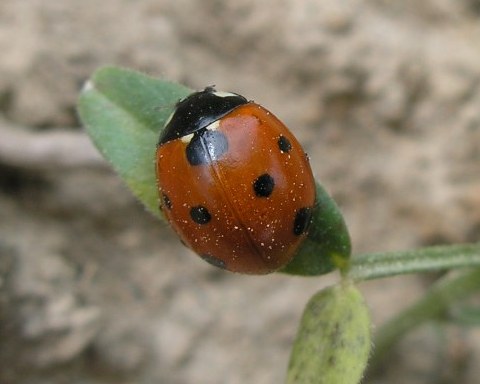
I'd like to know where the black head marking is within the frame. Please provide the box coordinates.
[190,205,212,224]
[278,135,292,153]
[293,207,313,236]
[186,129,229,166]
[200,254,226,269]
[253,173,275,198]
[158,88,248,145]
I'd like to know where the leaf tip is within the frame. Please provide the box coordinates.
[82,79,95,93]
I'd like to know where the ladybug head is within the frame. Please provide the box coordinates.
[158,88,248,145]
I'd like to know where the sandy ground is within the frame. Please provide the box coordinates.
[1,1,480,383]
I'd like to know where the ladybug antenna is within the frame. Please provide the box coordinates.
[204,85,216,93]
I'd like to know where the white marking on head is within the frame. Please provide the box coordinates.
[213,91,238,98]
[163,110,175,127]
[181,133,194,143]
[205,120,221,131]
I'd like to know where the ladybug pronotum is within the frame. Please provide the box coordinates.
[156,87,316,274]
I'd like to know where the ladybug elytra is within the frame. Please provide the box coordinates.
[156,88,315,274]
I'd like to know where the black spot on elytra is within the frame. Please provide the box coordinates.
[278,135,292,153]
[201,254,226,269]
[186,129,228,166]
[162,193,172,210]
[293,207,313,236]
[190,205,211,224]
[253,173,275,197]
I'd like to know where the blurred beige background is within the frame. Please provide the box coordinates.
[1,1,480,383]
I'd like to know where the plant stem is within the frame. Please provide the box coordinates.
[347,243,480,281]
[370,268,480,369]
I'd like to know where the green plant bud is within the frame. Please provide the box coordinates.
[287,282,371,384]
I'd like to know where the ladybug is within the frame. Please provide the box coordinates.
[156,87,316,274]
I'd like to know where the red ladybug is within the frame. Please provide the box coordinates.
[156,87,315,274]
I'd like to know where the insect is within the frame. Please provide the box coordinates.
[156,87,316,274]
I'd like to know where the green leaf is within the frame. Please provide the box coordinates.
[282,182,351,276]
[77,66,192,216]
[287,281,371,384]
[78,66,351,276]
